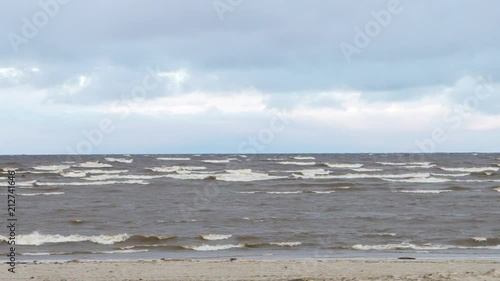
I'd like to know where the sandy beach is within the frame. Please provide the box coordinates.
[2,259,499,281]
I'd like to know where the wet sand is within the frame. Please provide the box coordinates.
[2,259,499,280]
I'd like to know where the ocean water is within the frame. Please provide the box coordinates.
[0,154,499,261]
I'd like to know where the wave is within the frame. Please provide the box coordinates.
[184,244,244,251]
[267,191,303,194]
[202,159,231,164]
[294,172,431,180]
[403,164,436,169]
[105,157,133,164]
[441,167,499,173]
[398,190,452,194]
[149,166,207,173]
[17,192,65,196]
[352,168,383,172]
[324,163,363,168]
[84,174,163,181]
[277,161,316,166]
[430,173,470,177]
[384,177,452,183]
[0,232,178,246]
[60,171,89,178]
[0,232,130,246]
[353,242,500,251]
[2,167,18,172]
[33,165,70,171]
[376,162,408,166]
[79,161,113,168]
[374,233,397,237]
[288,169,330,177]
[157,157,191,161]
[214,169,285,182]
[29,180,149,186]
[200,234,232,241]
[292,156,315,160]
[377,162,432,166]
[98,249,148,254]
[80,169,128,174]
[240,190,334,194]
[269,241,302,247]
[59,169,128,178]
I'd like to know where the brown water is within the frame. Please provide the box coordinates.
[0,153,499,261]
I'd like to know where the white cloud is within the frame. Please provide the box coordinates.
[100,91,267,115]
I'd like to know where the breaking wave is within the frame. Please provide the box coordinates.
[105,157,133,164]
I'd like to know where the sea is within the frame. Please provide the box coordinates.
[1,153,499,262]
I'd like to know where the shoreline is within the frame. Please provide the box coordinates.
[2,259,499,281]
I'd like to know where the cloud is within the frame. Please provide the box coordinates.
[1,0,499,153]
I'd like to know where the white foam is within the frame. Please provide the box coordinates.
[216,169,285,182]
[17,192,65,196]
[60,171,88,178]
[384,177,451,183]
[376,162,408,166]
[292,156,316,160]
[157,157,191,161]
[472,237,488,242]
[441,167,499,173]
[353,242,500,251]
[269,242,302,247]
[398,190,452,194]
[202,159,231,164]
[267,191,303,194]
[98,249,148,254]
[0,181,38,188]
[185,244,244,251]
[81,169,129,174]
[292,169,330,177]
[294,172,431,180]
[238,155,248,158]
[2,168,17,172]
[201,234,232,241]
[403,164,436,169]
[375,233,397,237]
[278,161,316,166]
[0,231,129,245]
[105,157,133,164]
[33,165,70,171]
[84,174,163,181]
[352,168,383,172]
[79,161,113,168]
[33,180,149,186]
[164,174,211,180]
[325,163,363,168]
[430,173,470,177]
[149,166,207,173]
[311,191,335,194]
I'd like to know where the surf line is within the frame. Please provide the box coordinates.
[6,170,17,273]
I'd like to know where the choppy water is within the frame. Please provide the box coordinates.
[1,154,499,261]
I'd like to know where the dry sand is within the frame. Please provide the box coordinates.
[1,259,499,281]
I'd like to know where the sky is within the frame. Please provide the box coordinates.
[1,0,500,154]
